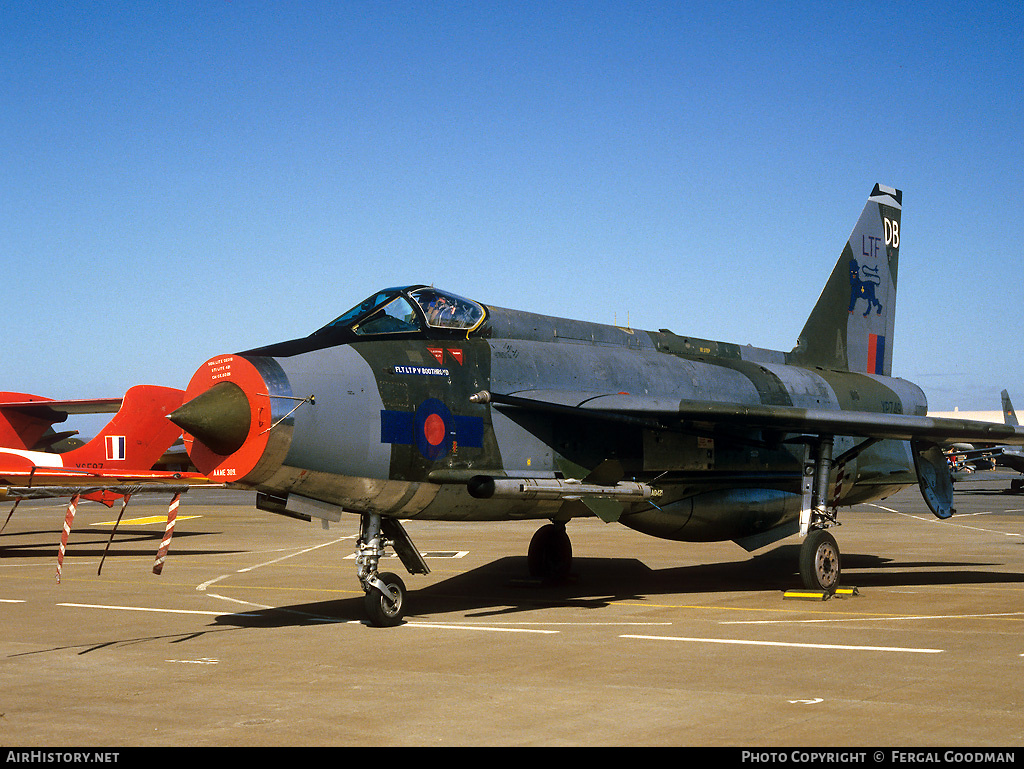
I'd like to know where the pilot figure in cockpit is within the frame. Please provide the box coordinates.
[427,296,456,325]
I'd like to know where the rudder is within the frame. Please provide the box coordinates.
[1002,390,1018,426]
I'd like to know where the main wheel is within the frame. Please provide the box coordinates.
[527,523,572,583]
[799,529,841,592]
[364,571,406,627]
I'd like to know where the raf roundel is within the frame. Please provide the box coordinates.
[415,398,454,460]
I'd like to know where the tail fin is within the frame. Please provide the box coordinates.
[789,184,902,375]
[1002,390,1018,426]
[60,385,185,473]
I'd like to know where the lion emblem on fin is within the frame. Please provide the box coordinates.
[848,259,883,316]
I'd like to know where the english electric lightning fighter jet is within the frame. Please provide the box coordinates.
[166,184,1024,626]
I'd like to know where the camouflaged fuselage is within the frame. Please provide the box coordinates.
[232,303,923,542]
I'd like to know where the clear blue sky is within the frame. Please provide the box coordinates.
[3,1,1022,433]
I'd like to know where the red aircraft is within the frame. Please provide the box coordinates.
[0,384,213,580]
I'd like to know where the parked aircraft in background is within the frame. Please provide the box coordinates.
[0,386,211,579]
[945,390,1024,489]
[995,390,1024,490]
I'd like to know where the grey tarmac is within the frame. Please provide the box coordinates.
[1,472,1022,747]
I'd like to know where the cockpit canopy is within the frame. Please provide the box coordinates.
[314,286,486,338]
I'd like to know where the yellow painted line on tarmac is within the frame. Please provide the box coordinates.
[613,599,895,620]
[92,515,200,526]
[620,633,944,654]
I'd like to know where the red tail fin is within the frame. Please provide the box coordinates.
[61,386,185,473]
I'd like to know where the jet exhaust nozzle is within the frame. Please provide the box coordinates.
[168,381,251,456]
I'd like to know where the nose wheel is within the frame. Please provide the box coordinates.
[364,571,407,627]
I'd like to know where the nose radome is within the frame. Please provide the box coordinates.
[168,381,251,456]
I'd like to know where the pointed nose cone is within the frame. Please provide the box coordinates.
[168,381,251,456]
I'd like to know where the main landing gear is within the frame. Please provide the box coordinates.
[798,434,844,592]
[527,522,572,583]
[799,528,841,592]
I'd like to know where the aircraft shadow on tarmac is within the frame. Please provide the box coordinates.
[211,546,1024,629]
[0,528,244,560]
[954,486,1024,496]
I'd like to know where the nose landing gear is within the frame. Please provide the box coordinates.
[356,513,429,627]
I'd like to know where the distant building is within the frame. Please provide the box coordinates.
[928,408,1003,423]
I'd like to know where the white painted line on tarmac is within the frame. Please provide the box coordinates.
[620,634,943,654]
[58,602,259,617]
[723,611,1024,625]
[205,592,272,609]
[890,509,1021,537]
[401,621,673,633]
[236,536,354,573]
[406,622,559,634]
[205,592,357,623]
[447,621,673,627]
[940,520,1022,536]
[196,574,230,591]
[0,599,26,603]
[196,535,354,592]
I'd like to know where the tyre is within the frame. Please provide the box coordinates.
[364,571,406,627]
[527,523,572,583]
[799,529,841,592]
